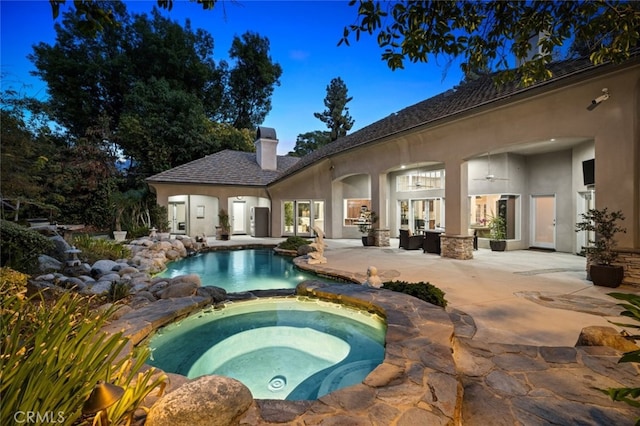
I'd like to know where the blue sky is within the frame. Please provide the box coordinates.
[1,1,463,154]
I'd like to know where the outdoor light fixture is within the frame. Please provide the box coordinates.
[83,381,124,424]
[591,88,609,105]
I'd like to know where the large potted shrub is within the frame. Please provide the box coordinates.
[575,208,626,287]
[357,209,378,246]
[218,208,231,240]
[488,214,507,251]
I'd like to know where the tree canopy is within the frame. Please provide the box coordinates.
[314,77,355,142]
[224,32,283,130]
[340,0,640,86]
[49,0,216,34]
[288,131,331,157]
[30,2,274,176]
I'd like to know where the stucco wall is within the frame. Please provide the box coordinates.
[149,62,639,254]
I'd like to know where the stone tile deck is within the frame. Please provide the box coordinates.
[106,239,640,424]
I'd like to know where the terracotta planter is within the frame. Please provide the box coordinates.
[589,264,624,287]
[490,240,506,251]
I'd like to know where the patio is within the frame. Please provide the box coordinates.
[201,236,640,424]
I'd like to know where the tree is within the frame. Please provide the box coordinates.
[314,77,355,142]
[49,0,216,34]
[31,1,133,141]
[340,1,640,86]
[30,2,264,178]
[289,131,331,157]
[224,32,283,130]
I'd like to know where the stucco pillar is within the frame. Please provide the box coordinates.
[370,172,390,246]
[218,196,229,226]
[441,160,473,259]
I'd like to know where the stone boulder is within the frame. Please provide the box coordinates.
[49,235,72,261]
[145,375,253,426]
[197,286,227,303]
[171,274,202,287]
[159,281,198,299]
[576,326,639,352]
[37,255,63,273]
[91,259,118,276]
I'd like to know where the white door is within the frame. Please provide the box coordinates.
[169,202,186,234]
[232,201,246,234]
[576,190,595,254]
[531,195,556,249]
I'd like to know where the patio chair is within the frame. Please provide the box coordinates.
[399,229,424,250]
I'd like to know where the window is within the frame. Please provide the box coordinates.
[470,194,519,239]
[283,200,325,236]
[344,199,371,226]
[396,169,444,191]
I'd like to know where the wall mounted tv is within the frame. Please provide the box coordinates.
[582,159,595,186]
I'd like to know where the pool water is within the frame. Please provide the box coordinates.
[158,249,328,292]
[146,298,386,400]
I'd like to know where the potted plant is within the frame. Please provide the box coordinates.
[357,209,378,246]
[218,208,231,241]
[111,191,132,242]
[488,214,507,251]
[575,208,626,287]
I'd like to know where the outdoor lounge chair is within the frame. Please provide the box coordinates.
[399,229,424,250]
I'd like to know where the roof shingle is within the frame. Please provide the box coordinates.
[147,150,299,186]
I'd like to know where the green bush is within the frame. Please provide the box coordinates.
[73,234,131,264]
[108,280,131,302]
[602,292,640,411]
[277,236,312,251]
[382,280,447,308]
[0,220,55,273]
[0,268,166,426]
[0,274,128,425]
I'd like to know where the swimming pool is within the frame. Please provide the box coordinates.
[146,297,386,400]
[158,249,329,292]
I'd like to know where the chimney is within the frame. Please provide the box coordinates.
[255,126,278,171]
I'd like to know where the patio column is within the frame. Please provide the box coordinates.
[441,160,473,259]
[371,172,390,247]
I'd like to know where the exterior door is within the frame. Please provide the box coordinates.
[296,201,311,236]
[232,201,246,234]
[169,202,186,234]
[531,195,556,249]
[576,190,595,254]
[282,200,321,237]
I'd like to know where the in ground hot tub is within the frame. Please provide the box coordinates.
[146,297,386,400]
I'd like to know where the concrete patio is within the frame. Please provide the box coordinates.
[201,235,640,424]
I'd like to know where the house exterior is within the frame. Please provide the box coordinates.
[147,55,640,283]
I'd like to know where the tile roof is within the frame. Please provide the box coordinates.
[146,150,299,186]
[148,54,638,188]
[277,55,638,180]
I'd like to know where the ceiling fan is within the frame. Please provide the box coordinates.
[408,170,434,189]
[474,152,509,182]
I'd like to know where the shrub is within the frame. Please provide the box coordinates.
[602,292,640,411]
[0,220,55,273]
[0,279,128,424]
[128,224,150,239]
[0,267,28,302]
[108,280,131,302]
[0,269,166,426]
[73,234,131,264]
[278,236,312,251]
[382,280,447,308]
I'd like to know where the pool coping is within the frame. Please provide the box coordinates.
[104,280,460,424]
